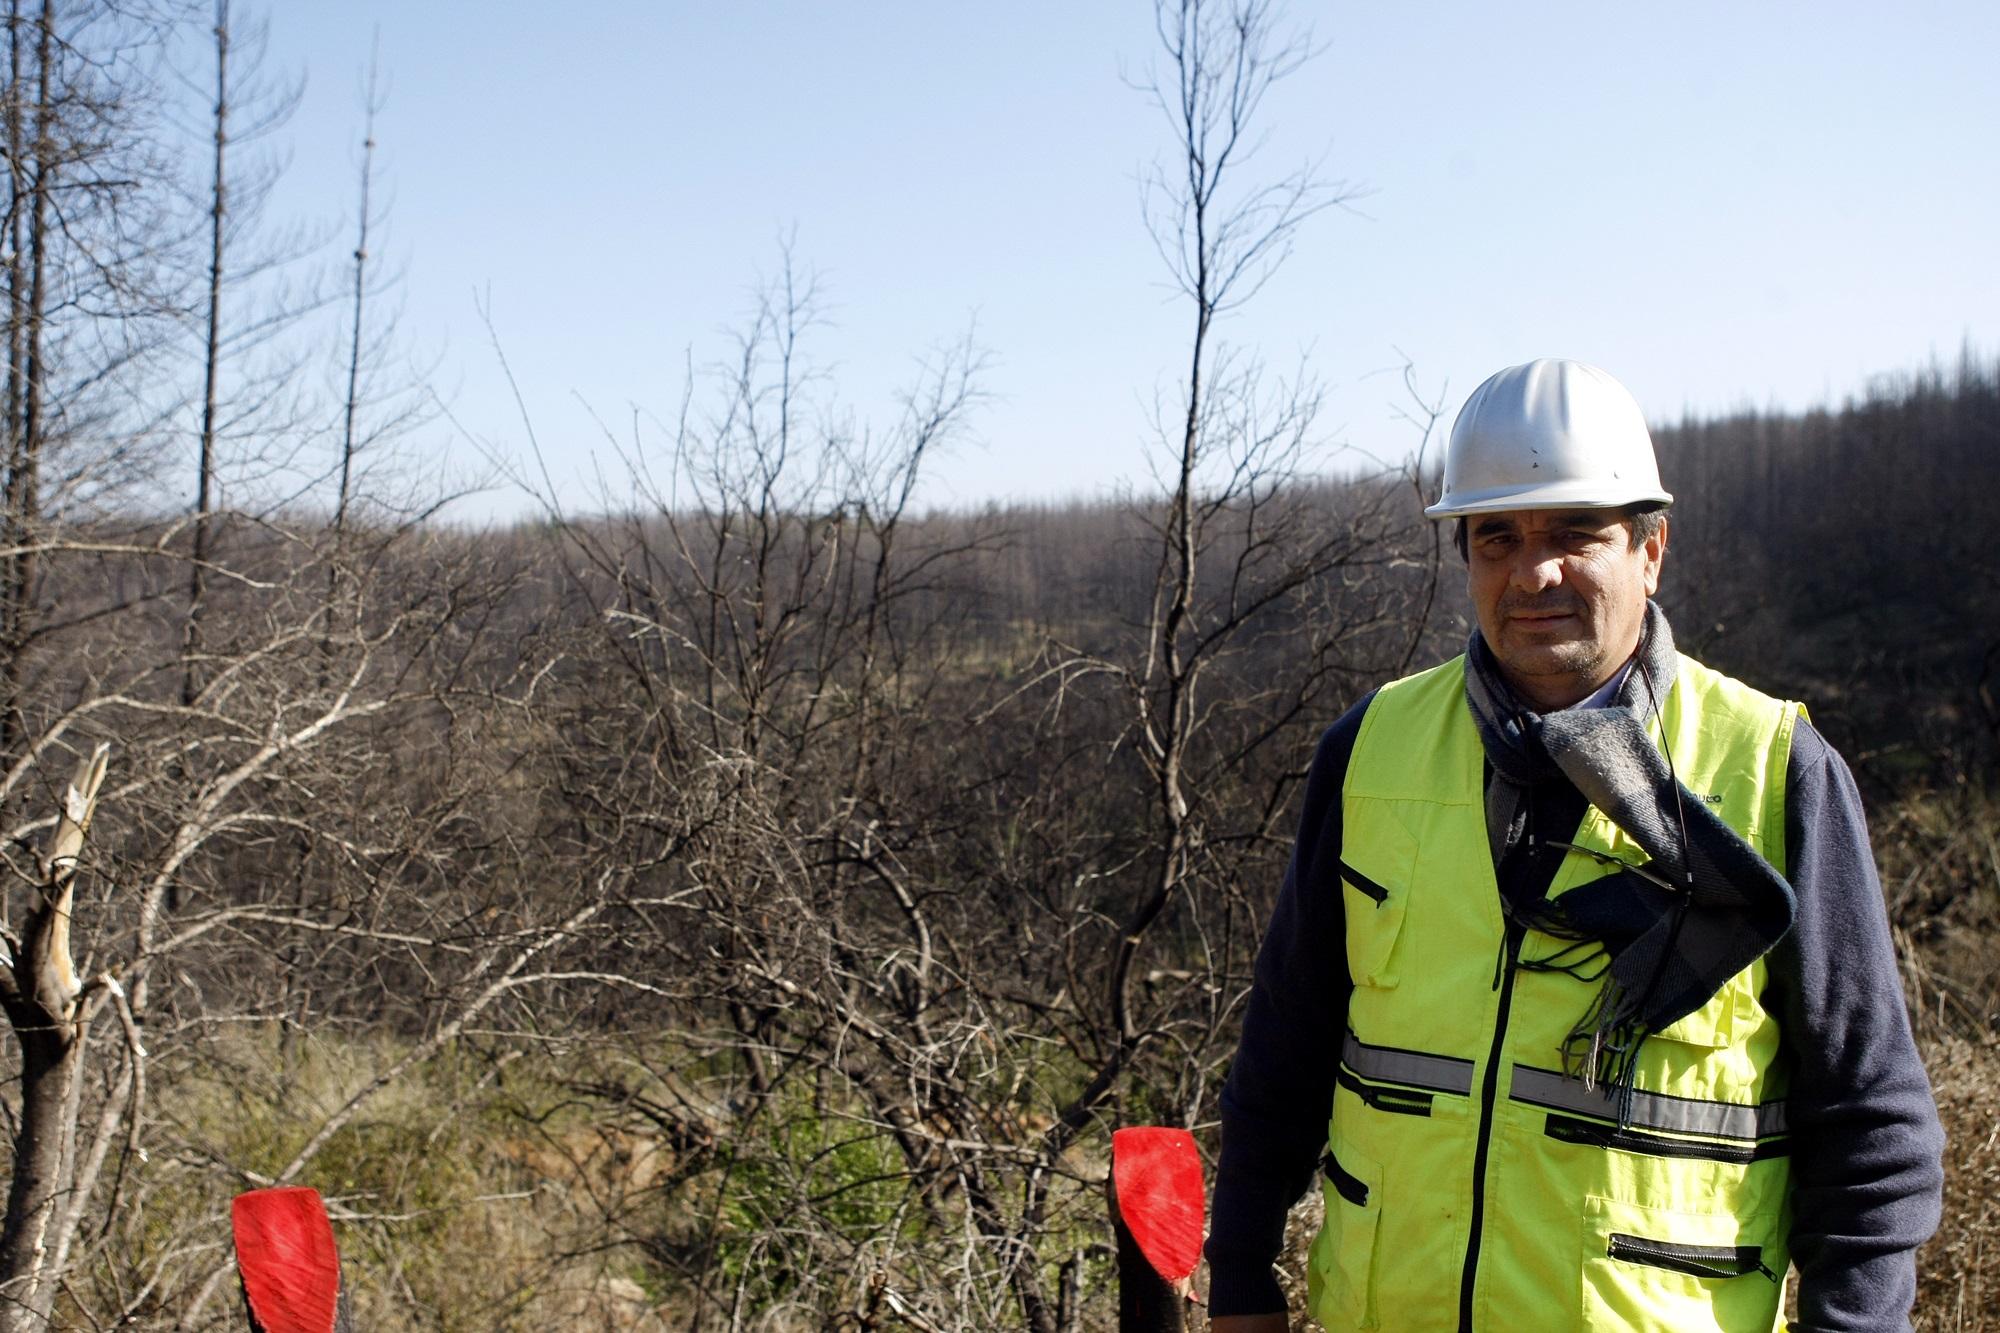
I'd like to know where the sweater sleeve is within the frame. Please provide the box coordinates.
[1205,692,1372,1317]
[1771,718,1945,1332]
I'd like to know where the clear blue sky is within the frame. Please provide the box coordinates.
[263,2,2000,518]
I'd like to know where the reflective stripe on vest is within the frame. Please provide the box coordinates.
[1307,652,1801,1333]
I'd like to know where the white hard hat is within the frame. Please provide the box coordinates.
[1425,358,1672,519]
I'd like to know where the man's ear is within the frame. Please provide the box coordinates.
[1641,517,1669,595]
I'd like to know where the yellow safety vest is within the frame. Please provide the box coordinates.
[1307,652,1802,1332]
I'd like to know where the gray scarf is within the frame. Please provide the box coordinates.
[1463,601,1796,1117]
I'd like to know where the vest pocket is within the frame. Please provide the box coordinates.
[1308,1145,1382,1330]
[1581,1196,1785,1331]
[1339,817,1418,989]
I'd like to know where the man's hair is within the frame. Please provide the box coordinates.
[1451,504,1670,562]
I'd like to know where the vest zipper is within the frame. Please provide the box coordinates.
[1457,917,1524,1333]
[1605,1233,1779,1282]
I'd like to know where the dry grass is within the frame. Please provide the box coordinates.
[78,790,2000,1329]
[1890,791,2000,1330]
[1914,1031,2000,1330]
[104,1031,688,1331]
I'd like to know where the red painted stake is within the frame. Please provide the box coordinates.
[231,1187,353,1333]
[1110,1127,1206,1332]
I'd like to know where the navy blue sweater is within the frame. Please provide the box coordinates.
[1207,688,1946,1330]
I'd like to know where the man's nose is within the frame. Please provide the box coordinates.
[1508,545,1564,593]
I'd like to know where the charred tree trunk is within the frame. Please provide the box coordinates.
[0,0,54,769]
[185,0,230,708]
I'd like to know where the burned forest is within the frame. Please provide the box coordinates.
[0,1,1991,1329]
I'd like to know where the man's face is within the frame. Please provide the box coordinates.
[1464,507,1667,711]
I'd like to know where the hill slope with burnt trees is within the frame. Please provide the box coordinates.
[1653,350,2000,793]
[3,351,1992,1329]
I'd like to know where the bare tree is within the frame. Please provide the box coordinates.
[183,0,233,708]
[501,8,1419,1329]
[939,5,1412,1326]
[182,0,316,707]
[0,13,565,1327]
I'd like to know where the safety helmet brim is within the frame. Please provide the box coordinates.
[1423,477,1672,520]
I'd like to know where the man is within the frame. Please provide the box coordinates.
[1207,359,1944,1331]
